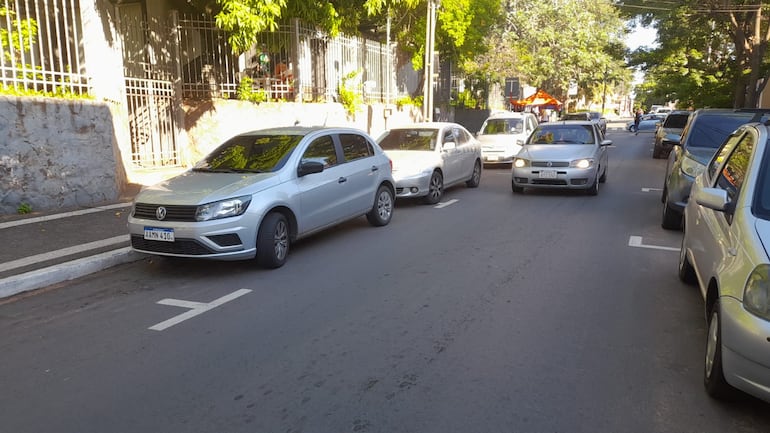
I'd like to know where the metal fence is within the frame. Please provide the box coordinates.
[0,0,89,94]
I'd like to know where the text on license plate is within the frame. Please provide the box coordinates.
[539,170,558,179]
[486,155,499,161]
[144,227,175,242]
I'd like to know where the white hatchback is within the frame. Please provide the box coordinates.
[477,112,539,164]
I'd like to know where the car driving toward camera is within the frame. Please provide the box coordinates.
[128,126,395,268]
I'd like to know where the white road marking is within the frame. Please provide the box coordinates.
[434,199,459,209]
[0,202,132,230]
[642,188,663,192]
[149,289,252,331]
[628,235,679,252]
[0,235,130,273]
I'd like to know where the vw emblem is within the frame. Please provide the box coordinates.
[546,161,553,167]
[156,206,167,221]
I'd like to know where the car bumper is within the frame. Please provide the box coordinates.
[127,214,259,260]
[482,147,520,164]
[665,170,696,213]
[512,166,598,190]
[720,297,770,403]
[393,172,432,198]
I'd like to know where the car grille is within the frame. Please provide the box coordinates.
[532,161,569,168]
[207,234,243,247]
[396,187,404,194]
[531,179,568,185]
[131,235,213,255]
[133,203,198,222]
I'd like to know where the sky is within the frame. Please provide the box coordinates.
[626,23,658,51]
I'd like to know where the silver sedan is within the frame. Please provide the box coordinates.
[680,122,770,404]
[511,121,610,195]
[376,122,482,204]
[127,126,395,268]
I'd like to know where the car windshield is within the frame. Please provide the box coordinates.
[663,114,689,129]
[193,134,303,172]
[481,118,524,135]
[686,112,770,149]
[530,125,595,144]
[378,129,438,151]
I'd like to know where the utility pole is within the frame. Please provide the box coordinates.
[423,0,439,122]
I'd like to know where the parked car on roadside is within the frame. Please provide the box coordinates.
[588,111,607,135]
[511,121,610,195]
[653,110,691,159]
[128,126,395,268]
[661,108,770,230]
[679,122,770,404]
[476,111,539,165]
[626,113,666,132]
[376,122,482,204]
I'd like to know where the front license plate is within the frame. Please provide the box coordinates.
[539,170,557,179]
[486,155,499,161]
[144,227,175,242]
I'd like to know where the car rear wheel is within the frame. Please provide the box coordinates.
[466,160,481,188]
[704,302,735,400]
[652,145,662,159]
[424,171,443,204]
[366,185,394,226]
[256,212,289,268]
[678,234,697,284]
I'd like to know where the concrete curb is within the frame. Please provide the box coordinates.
[0,247,143,299]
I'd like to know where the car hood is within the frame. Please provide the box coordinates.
[384,150,440,172]
[519,144,596,161]
[135,170,281,205]
[478,134,526,148]
[684,147,718,165]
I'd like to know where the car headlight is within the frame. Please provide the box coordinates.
[570,158,594,169]
[196,195,251,221]
[680,154,705,178]
[745,264,770,321]
[513,158,530,168]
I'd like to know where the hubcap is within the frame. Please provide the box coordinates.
[430,175,442,200]
[273,220,288,260]
[705,311,719,378]
[473,164,480,182]
[377,191,392,220]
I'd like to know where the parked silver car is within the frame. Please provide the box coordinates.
[476,112,538,164]
[679,122,770,404]
[511,121,610,195]
[376,122,482,204]
[128,126,395,268]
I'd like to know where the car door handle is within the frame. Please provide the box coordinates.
[371,166,379,172]
[338,177,347,183]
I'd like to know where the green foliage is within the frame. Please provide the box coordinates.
[0,84,92,100]
[214,0,287,54]
[338,70,362,117]
[395,94,422,109]
[0,7,37,63]
[236,76,268,103]
[17,202,32,215]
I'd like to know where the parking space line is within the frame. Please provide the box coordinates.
[434,199,459,209]
[628,236,679,252]
[642,187,663,192]
[149,289,252,331]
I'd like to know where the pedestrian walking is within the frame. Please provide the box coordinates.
[634,107,643,135]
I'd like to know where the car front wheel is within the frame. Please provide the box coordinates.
[366,185,394,226]
[256,212,289,268]
[661,196,682,230]
[704,301,735,400]
[424,171,443,204]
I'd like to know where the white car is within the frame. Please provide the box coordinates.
[376,122,482,204]
[476,112,539,164]
[128,126,395,268]
[680,122,770,403]
[511,121,610,195]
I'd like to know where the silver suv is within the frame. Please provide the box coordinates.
[661,108,770,229]
[477,112,538,164]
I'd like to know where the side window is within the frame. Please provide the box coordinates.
[715,134,754,206]
[708,132,746,180]
[301,136,337,168]
[454,128,469,145]
[339,133,373,162]
[443,129,455,144]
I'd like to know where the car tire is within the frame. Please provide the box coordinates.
[424,170,443,204]
[652,146,662,159]
[599,166,607,183]
[586,175,599,196]
[661,196,682,230]
[256,212,289,268]
[704,301,736,400]
[678,234,697,284]
[466,160,481,188]
[366,185,394,227]
[511,181,524,194]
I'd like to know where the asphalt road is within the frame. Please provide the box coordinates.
[2,129,769,433]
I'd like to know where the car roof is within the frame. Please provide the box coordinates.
[541,120,594,126]
[237,125,367,136]
[487,111,533,118]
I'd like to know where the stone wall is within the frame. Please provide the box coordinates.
[0,96,125,215]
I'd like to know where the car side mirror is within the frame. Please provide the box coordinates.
[297,160,324,177]
[601,139,612,146]
[442,140,456,150]
[694,187,729,212]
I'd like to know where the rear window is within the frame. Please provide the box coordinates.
[377,129,438,151]
[685,112,770,149]
[663,113,689,129]
[530,124,595,144]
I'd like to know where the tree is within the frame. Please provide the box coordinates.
[622,0,770,108]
